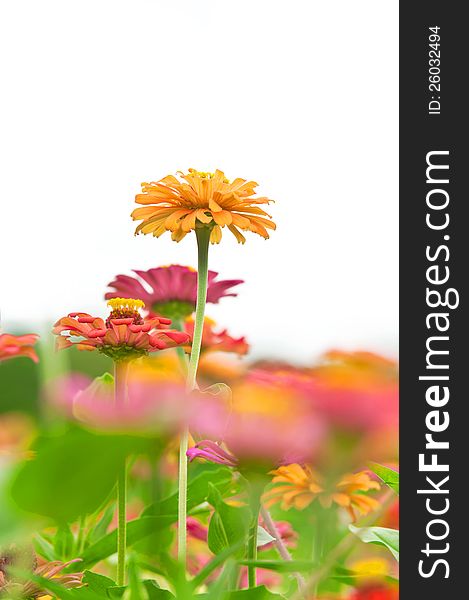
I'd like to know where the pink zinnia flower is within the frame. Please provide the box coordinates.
[306,350,399,431]
[186,517,208,542]
[258,518,298,551]
[53,298,190,362]
[187,440,238,468]
[0,333,39,363]
[52,372,195,435]
[105,265,243,320]
[238,567,281,590]
[251,351,398,432]
[188,380,325,469]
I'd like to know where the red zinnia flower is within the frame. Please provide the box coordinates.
[53,298,190,362]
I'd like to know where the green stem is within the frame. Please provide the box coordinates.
[246,479,266,589]
[260,505,307,595]
[114,360,130,586]
[186,227,210,392]
[178,226,211,566]
[247,500,261,588]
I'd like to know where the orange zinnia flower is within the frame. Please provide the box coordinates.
[0,333,39,363]
[266,463,380,521]
[131,169,276,244]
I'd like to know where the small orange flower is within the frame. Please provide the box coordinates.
[0,333,39,363]
[131,169,276,244]
[266,463,380,521]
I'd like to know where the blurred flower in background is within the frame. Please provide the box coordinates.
[0,334,39,364]
[266,464,380,520]
[184,317,249,356]
[0,413,35,464]
[105,265,243,321]
[51,371,196,437]
[189,377,326,470]
[252,351,398,434]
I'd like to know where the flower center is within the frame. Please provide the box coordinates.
[106,298,145,327]
[152,300,194,322]
[188,169,230,184]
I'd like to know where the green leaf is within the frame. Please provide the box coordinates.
[191,540,245,589]
[33,533,57,561]
[83,570,116,595]
[239,559,315,573]
[80,516,174,569]
[195,586,285,599]
[369,462,399,495]
[10,427,149,523]
[142,466,233,517]
[125,555,149,600]
[107,586,126,598]
[207,483,250,555]
[55,522,75,559]
[349,525,399,562]
[143,581,175,599]
[228,588,285,599]
[88,502,116,545]
[332,566,398,586]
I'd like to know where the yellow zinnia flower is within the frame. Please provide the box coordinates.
[131,169,276,244]
[265,463,381,521]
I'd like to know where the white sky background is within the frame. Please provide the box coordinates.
[0,0,398,363]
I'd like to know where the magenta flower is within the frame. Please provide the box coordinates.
[187,440,238,468]
[105,265,243,320]
[186,517,208,542]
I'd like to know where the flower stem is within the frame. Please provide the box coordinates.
[246,479,265,589]
[186,227,211,391]
[247,499,261,588]
[178,226,211,566]
[260,505,307,595]
[114,360,130,586]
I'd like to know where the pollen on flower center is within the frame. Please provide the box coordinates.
[106,297,145,326]
[187,169,230,184]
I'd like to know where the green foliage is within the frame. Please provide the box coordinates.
[207,483,250,556]
[239,560,315,573]
[78,467,234,570]
[82,570,117,595]
[349,524,399,562]
[143,465,234,518]
[0,355,40,414]
[10,426,149,523]
[196,585,285,599]
[80,516,174,569]
[368,462,399,495]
